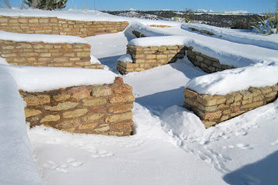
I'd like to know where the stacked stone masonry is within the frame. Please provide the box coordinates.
[0,40,104,69]
[183,84,278,128]
[187,47,235,73]
[0,16,129,37]
[117,45,186,74]
[20,77,135,136]
[129,30,235,73]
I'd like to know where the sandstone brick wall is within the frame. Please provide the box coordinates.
[117,45,186,74]
[0,40,104,69]
[0,16,129,37]
[129,29,235,73]
[20,77,135,136]
[183,84,278,128]
[187,47,235,73]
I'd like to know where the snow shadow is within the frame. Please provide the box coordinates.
[136,87,184,116]
[223,151,278,185]
[99,55,122,74]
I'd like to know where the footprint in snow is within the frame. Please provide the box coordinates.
[236,143,252,150]
[66,158,83,167]
[270,140,278,146]
[91,149,114,158]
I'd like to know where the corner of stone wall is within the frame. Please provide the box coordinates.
[20,77,135,136]
[184,84,278,128]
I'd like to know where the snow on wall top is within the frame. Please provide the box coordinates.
[0,8,181,26]
[185,65,278,95]
[0,31,88,44]
[0,64,117,92]
[0,8,127,22]
[128,35,278,67]
[181,23,278,50]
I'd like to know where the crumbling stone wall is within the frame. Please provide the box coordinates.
[0,16,129,37]
[0,40,104,69]
[20,77,135,136]
[117,45,186,74]
[187,47,235,73]
[183,84,278,128]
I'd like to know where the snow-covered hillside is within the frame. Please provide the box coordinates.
[0,8,278,185]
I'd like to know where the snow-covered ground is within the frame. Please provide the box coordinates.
[0,9,278,185]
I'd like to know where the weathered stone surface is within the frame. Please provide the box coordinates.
[94,125,110,132]
[109,94,135,104]
[63,108,88,118]
[82,113,105,123]
[82,98,107,107]
[25,108,42,118]
[55,119,80,129]
[78,122,98,130]
[40,115,60,123]
[105,112,133,123]
[184,83,278,128]
[53,94,71,102]
[23,95,50,106]
[45,102,78,111]
[112,84,133,94]
[108,104,134,113]
[91,86,112,97]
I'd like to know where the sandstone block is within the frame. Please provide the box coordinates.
[82,113,105,123]
[109,94,135,104]
[63,109,88,118]
[78,122,98,130]
[241,101,264,110]
[23,95,50,106]
[108,103,133,113]
[70,87,91,100]
[112,84,133,94]
[105,112,132,123]
[157,55,167,59]
[25,108,42,118]
[53,94,71,102]
[45,102,78,111]
[183,89,198,98]
[94,125,110,132]
[40,115,60,123]
[77,52,90,57]
[91,86,112,97]
[82,97,107,107]
[202,111,222,120]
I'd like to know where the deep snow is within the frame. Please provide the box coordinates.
[0,8,278,185]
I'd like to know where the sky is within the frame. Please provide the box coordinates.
[1,0,277,13]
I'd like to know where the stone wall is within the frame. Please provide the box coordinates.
[0,16,129,37]
[129,29,235,73]
[20,77,135,136]
[0,40,104,69]
[187,47,235,73]
[183,84,278,128]
[117,45,186,74]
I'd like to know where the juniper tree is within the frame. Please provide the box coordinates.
[25,0,68,10]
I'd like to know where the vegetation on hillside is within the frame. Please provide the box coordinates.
[24,0,67,10]
[253,10,278,35]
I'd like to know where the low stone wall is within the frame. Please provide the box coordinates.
[117,45,186,74]
[20,77,135,136]
[183,84,278,128]
[187,47,234,73]
[0,16,129,37]
[129,29,235,73]
[0,40,104,69]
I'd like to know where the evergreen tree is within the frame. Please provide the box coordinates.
[25,0,67,10]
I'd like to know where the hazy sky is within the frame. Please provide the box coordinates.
[2,0,277,13]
